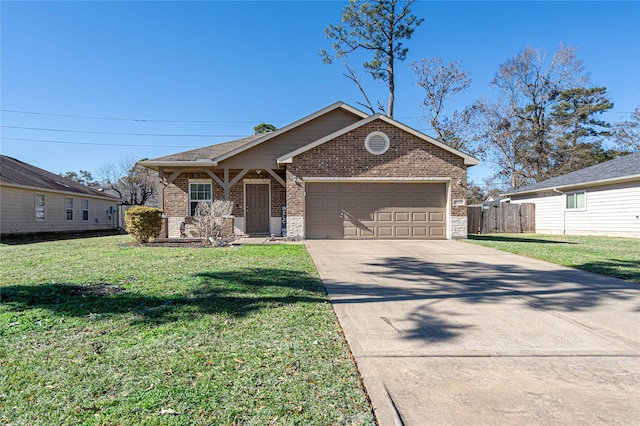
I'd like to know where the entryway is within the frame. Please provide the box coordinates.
[245,184,269,234]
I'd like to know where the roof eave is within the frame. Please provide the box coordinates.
[505,173,640,197]
[0,181,120,201]
[138,160,219,170]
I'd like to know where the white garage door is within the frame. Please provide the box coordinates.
[305,182,447,239]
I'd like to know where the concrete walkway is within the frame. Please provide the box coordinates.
[305,240,640,426]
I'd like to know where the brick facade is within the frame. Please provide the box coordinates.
[157,117,473,239]
[161,170,286,236]
[286,119,468,219]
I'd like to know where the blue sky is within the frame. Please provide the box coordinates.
[1,1,639,185]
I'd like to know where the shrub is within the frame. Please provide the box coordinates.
[125,206,162,243]
[192,200,233,244]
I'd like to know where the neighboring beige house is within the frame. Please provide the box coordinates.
[140,102,479,240]
[505,152,640,238]
[0,156,119,235]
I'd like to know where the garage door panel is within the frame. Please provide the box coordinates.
[395,212,410,222]
[429,227,445,237]
[412,212,427,222]
[395,227,411,237]
[429,211,444,222]
[412,227,428,237]
[306,183,447,239]
[378,212,393,222]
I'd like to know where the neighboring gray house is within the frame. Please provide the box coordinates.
[0,156,119,236]
[505,152,640,238]
[140,102,479,240]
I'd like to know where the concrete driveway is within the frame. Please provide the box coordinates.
[305,240,640,426]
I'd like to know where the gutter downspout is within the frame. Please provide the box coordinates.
[553,188,566,235]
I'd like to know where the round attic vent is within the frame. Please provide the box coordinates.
[365,131,390,155]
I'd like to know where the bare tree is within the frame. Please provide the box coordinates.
[96,157,158,206]
[411,57,472,140]
[473,98,532,190]
[490,44,587,182]
[321,0,423,117]
[614,106,640,153]
[192,200,234,244]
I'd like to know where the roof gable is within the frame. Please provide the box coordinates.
[507,152,640,195]
[0,156,118,199]
[277,114,480,166]
[213,102,368,163]
[140,102,369,169]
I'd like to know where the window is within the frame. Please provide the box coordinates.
[35,194,46,221]
[365,131,390,155]
[566,191,586,209]
[189,182,212,216]
[66,198,74,221]
[82,200,89,221]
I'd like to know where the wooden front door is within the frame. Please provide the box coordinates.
[246,184,270,234]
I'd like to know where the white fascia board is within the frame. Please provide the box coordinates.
[504,174,640,197]
[137,160,219,170]
[213,102,369,163]
[277,114,480,166]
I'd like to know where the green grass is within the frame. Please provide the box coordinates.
[0,236,374,425]
[465,234,640,283]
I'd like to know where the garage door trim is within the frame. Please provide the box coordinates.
[304,179,451,240]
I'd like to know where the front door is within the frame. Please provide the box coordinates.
[246,184,270,234]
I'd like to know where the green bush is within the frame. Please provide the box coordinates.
[125,206,162,243]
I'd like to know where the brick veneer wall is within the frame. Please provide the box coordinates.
[162,170,286,218]
[286,119,470,238]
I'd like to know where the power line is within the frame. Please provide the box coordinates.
[0,109,291,124]
[0,137,203,148]
[1,125,248,138]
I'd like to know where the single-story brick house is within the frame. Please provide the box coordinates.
[0,155,119,236]
[139,102,479,239]
[504,152,640,238]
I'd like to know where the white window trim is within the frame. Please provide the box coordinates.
[35,194,46,222]
[188,180,213,216]
[365,131,390,155]
[65,198,74,221]
[82,199,89,221]
[565,190,587,211]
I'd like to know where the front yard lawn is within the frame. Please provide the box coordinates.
[0,236,374,425]
[465,234,640,283]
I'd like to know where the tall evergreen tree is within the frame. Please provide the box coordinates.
[321,0,423,118]
[550,87,614,174]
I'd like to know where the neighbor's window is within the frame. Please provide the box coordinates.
[35,194,46,221]
[189,182,212,216]
[66,198,74,221]
[82,200,89,221]
[566,191,586,209]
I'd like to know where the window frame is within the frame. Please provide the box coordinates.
[82,199,89,221]
[565,190,586,210]
[364,131,390,155]
[189,181,212,216]
[35,194,46,221]
[65,197,74,221]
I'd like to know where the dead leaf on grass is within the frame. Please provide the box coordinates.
[159,408,180,415]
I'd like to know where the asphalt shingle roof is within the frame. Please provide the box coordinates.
[0,155,118,199]
[150,135,262,162]
[508,152,640,195]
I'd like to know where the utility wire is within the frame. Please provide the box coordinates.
[0,109,291,124]
[1,125,248,138]
[0,137,203,148]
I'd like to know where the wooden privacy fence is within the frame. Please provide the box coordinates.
[467,203,535,234]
